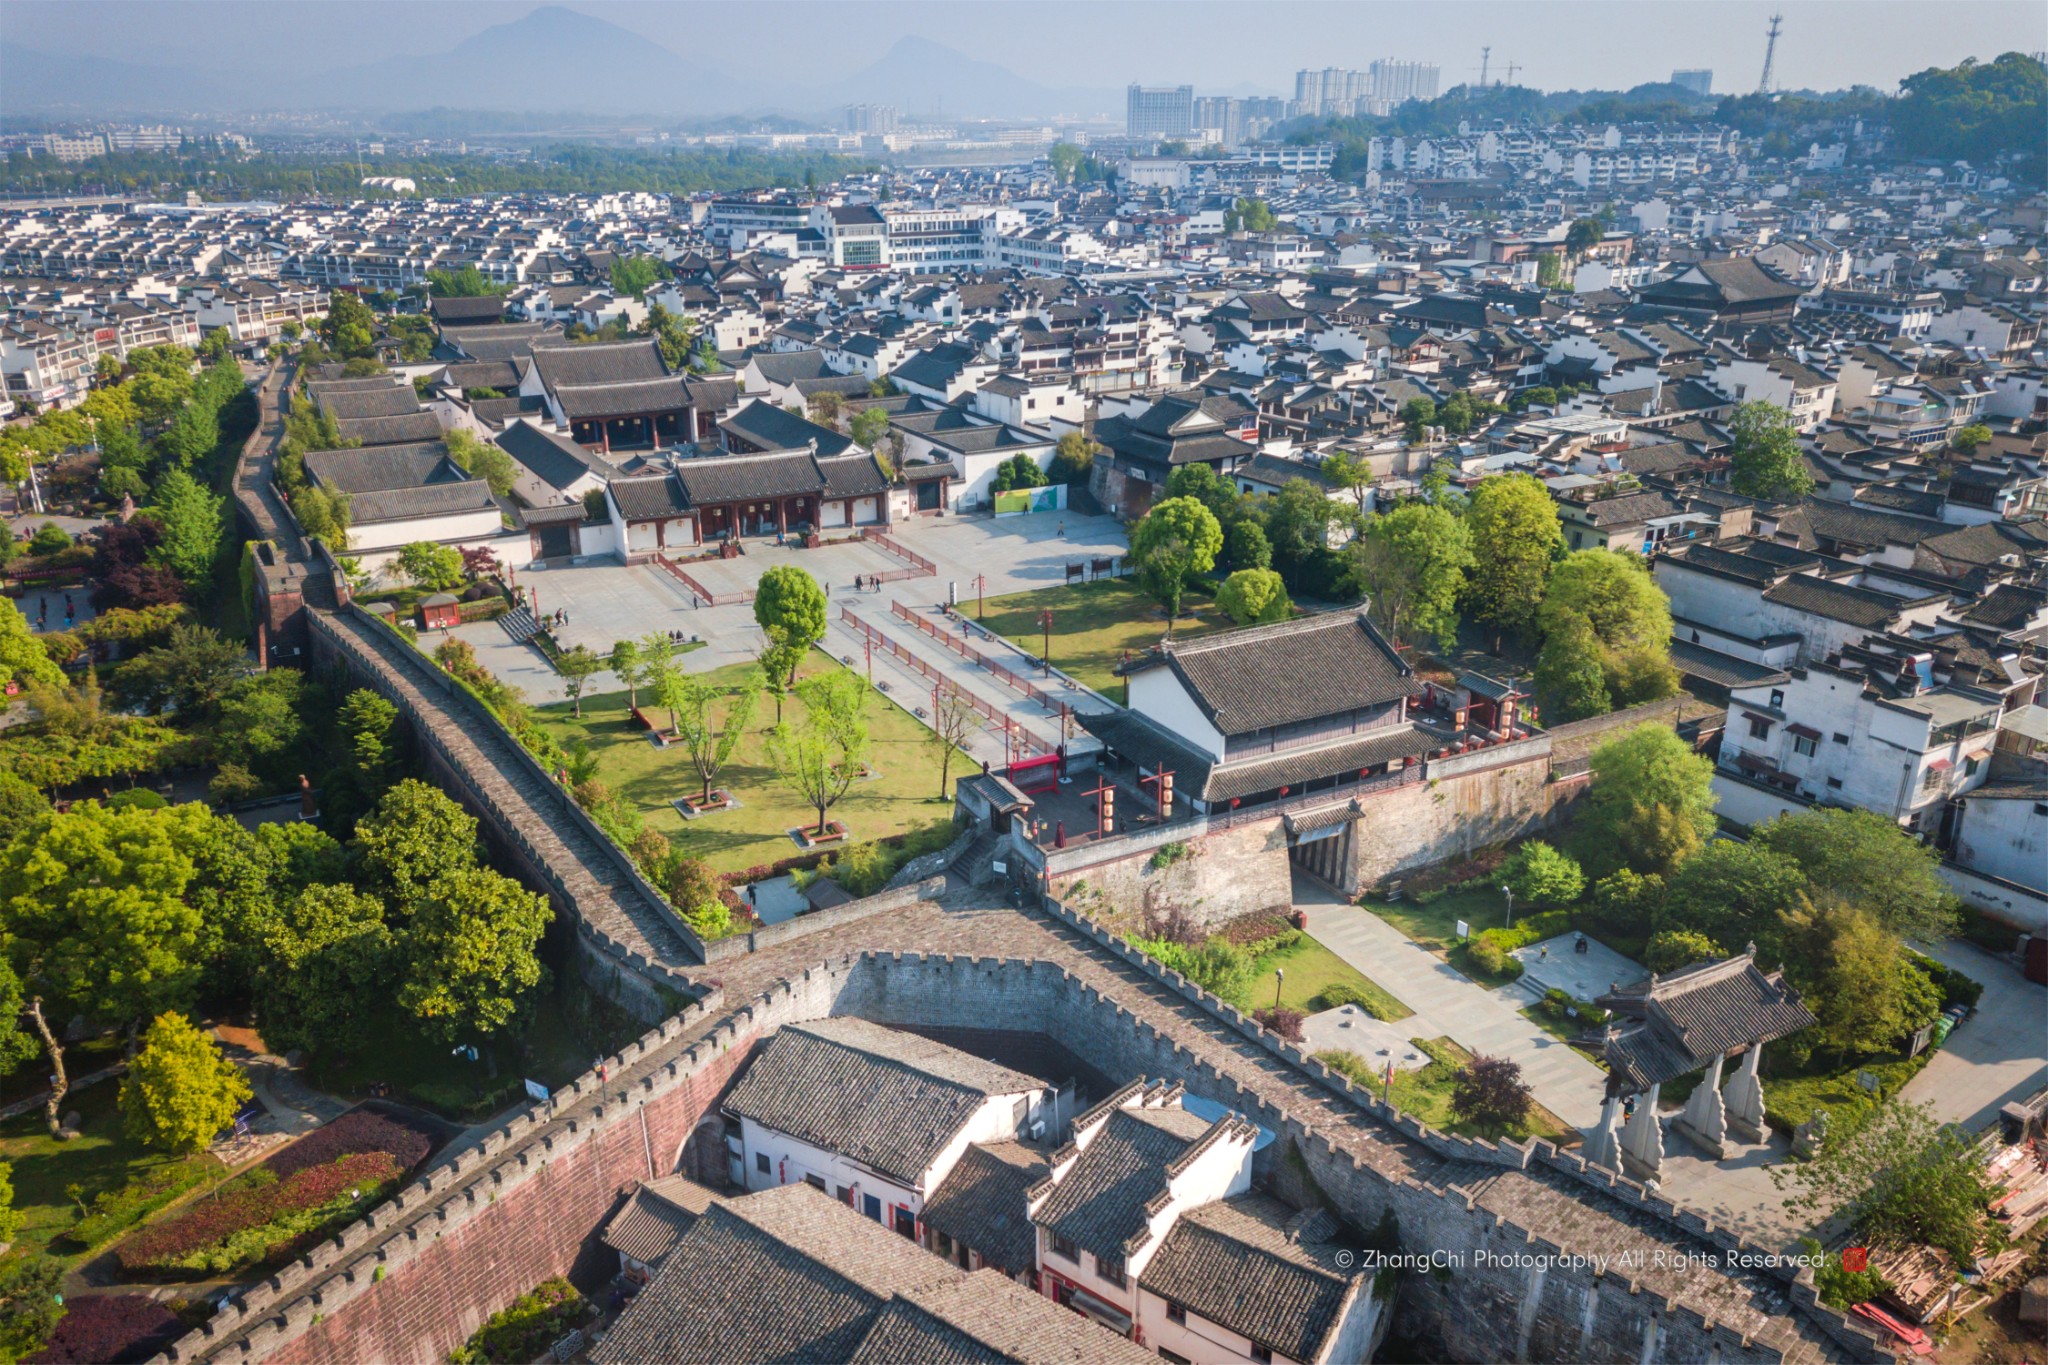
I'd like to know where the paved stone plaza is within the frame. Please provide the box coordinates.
[1509,932,1648,1003]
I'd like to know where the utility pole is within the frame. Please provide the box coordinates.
[1505,60,1521,87]
[1757,14,1782,95]
[1479,46,1491,89]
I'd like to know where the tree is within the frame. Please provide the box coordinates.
[1506,841,1584,907]
[120,1011,252,1154]
[1643,929,1725,973]
[1775,1099,2002,1266]
[1215,568,1291,625]
[766,670,872,836]
[1565,216,1604,256]
[1225,197,1277,233]
[1320,450,1374,515]
[638,631,679,726]
[1533,615,1612,722]
[848,406,890,450]
[26,523,70,557]
[1049,430,1098,488]
[1226,519,1272,571]
[1465,473,1561,644]
[1449,1054,1532,1134]
[0,1256,63,1363]
[670,669,763,803]
[1582,725,1717,876]
[352,779,479,910]
[554,645,604,718]
[1775,896,1941,1058]
[752,566,828,685]
[1728,400,1813,500]
[992,452,1047,493]
[396,541,463,591]
[1664,839,1809,945]
[1346,503,1473,648]
[319,290,378,360]
[293,484,352,547]
[806,390,844,428]
[1750,807,1958,943]
[1400,397,1437,442]
[396,865,549,1042]
[443,429,519,497]
[112,623,247,716]
[610,254,668,300]
[1948,423,1992,457]
[147,468,225,585]
[1536,252,1566,289]
[0,598,63,690]
[211,670,306,770]
[607,639,644,709]
[426,264,504,297]
[1130,496,1223,610]
[643,302,699,371]
[927,689,976,799]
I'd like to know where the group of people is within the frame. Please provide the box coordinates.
[33,592,76,630]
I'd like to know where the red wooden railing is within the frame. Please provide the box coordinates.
[838,605,1046,756]
[861,529,936,578]
[890,601,1069,719]
[655,554,754,607]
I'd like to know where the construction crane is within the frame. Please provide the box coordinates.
[1757,14,1782,95]
[1504,60,1521,87]
[1479,46,1492,88]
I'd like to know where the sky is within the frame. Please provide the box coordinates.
[6,0,2043,100]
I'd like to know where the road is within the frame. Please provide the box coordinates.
[1901,936,2048,1133]
[1295,873,1609,1130]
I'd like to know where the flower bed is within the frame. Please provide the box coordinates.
[116,1151,402,1277]
[264,1107,436,1180]
[27,1294,184,1365]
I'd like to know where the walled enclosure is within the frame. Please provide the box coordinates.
[1046,816,1295,928]
[156,935,1893,1365]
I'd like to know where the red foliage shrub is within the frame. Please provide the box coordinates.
[116,1152,401,1274]
[263,1107,436,1180]
[1252,1006,1306,1042]
[28,1293,182,1365]
[1215,912,1295,946]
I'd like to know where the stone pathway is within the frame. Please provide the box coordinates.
[1900,936,2048,1133]
[1295,875,1609,1129]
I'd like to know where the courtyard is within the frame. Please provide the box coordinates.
[530,653,966,875]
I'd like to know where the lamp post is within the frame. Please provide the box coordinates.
[1274,967,1285,1011]
[1499,884,1514,929]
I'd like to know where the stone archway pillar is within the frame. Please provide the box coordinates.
[1619,1082,1663,1179]
[1673,1053,1728,1156]
[1724,1043,1768,1142]
[1582,1092,1624,1171]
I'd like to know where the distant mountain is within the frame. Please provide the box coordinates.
[323,6,756,115]
[800,36,1114,121]
[0,46,235,115]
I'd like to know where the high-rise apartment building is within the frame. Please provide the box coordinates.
[1671,69,1714,96]
[845,104,900,135]
[1369,59,1440,104]
[1292,62,1439,117]
[1126,84,1195,139]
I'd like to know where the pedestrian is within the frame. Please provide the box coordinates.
[1057,518,1065,536]
[825,581,832,599]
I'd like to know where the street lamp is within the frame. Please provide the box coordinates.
[1499,884,1514,929]
[1274,967,1285,1010]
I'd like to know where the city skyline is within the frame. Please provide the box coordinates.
[4,0,2042,121]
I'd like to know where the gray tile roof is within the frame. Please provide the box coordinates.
[1599,955,1816,1090]
[674,450,823,507]
[720,398,855,458]
[1032,1106,1214,1264]
[310,381,421,420]
[723,1019,1041,1187]
[303,442,459,494]
[850,1274,1158,1365]
[1139,611,1411,737]
[553,376,689,420]
[336,411,446,447]
[600,1175,715,1266]
[1139,1195,1360,1364]
[607,473,689,521]
[347,479,498,525]
[919,1142,1048,1276]
[494,419,611,492]
[1760,575,1919,628]
[531,336,667,391]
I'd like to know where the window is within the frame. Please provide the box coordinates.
[1049,1232,1079,1263]
[1096,1252,1126,1287]
[755,1152,771,1175]
[1166,1301,1187,1324]
[894,1206,917,1239]
[1160,1352,1192,1365]
[864,1194,882,1222]
[837,1185,854,1206]
[1793,734,1818,758]
[1833,732,1850,744]
[804,1174,826,1192]
[1827,778,1843,790]
[1251,1349,1273,1365]
[1747,715,1772,740]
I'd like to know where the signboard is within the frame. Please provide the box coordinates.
[1455,920,1470,940]
[523,1078,551,1104]
[993,485,1064,517]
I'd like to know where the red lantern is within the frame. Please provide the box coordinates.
[1360,768,1371,778]
[1230,797,1241,808]
[1279,785,1290,796]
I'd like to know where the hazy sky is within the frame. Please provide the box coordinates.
[8,0,2043,96]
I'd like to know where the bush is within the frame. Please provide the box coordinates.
[1643,929,1724,973]
[1311,982,1407,1022]
[1906,950,1984,1011]
[1505,841,1584,908]
[1148,841,1190,871]
[117,1151,401,1276]
[1467,937,1517,978]
[1252,1006,1306,1041]
[65,1163,215,1253]
[1799,1238,1892,1311]
[1449,1054,1532,1134]
[27,523,71,556]
[449,1279,594,1365]
[26,1293,183,1365]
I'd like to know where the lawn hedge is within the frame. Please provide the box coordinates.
[115,1151,401,1276]
[265,1107,436,1180]
[27,1293,184,1365]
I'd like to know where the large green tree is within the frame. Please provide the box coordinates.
[1464,473,1561,644]
[256,883,392,1057]
[1581,724,1717,877]
[351,779,480,910]
[396,866,549,1042]
[669,669,763,804]
[1750,807,1959,943]
[1346,503,1473,648]
[1536,549,1678,717]
[120,1011,252,1154]
[766,670,872,837]
[147,468,226,585]
[1728,400,1813,500]
[752,565,828,686]
[1775,1099,2004,1264]
[0,597,63,690]
[1130,495,1223,629]
[1215,568,1291,625]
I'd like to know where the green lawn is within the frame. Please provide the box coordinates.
[0,1079,224,1264]
[532,653,964,875]
[1363,888,1517,953]
[1319,1037,1573,1144]
[1231,934,1413,1022]
[975,578,1226,696]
